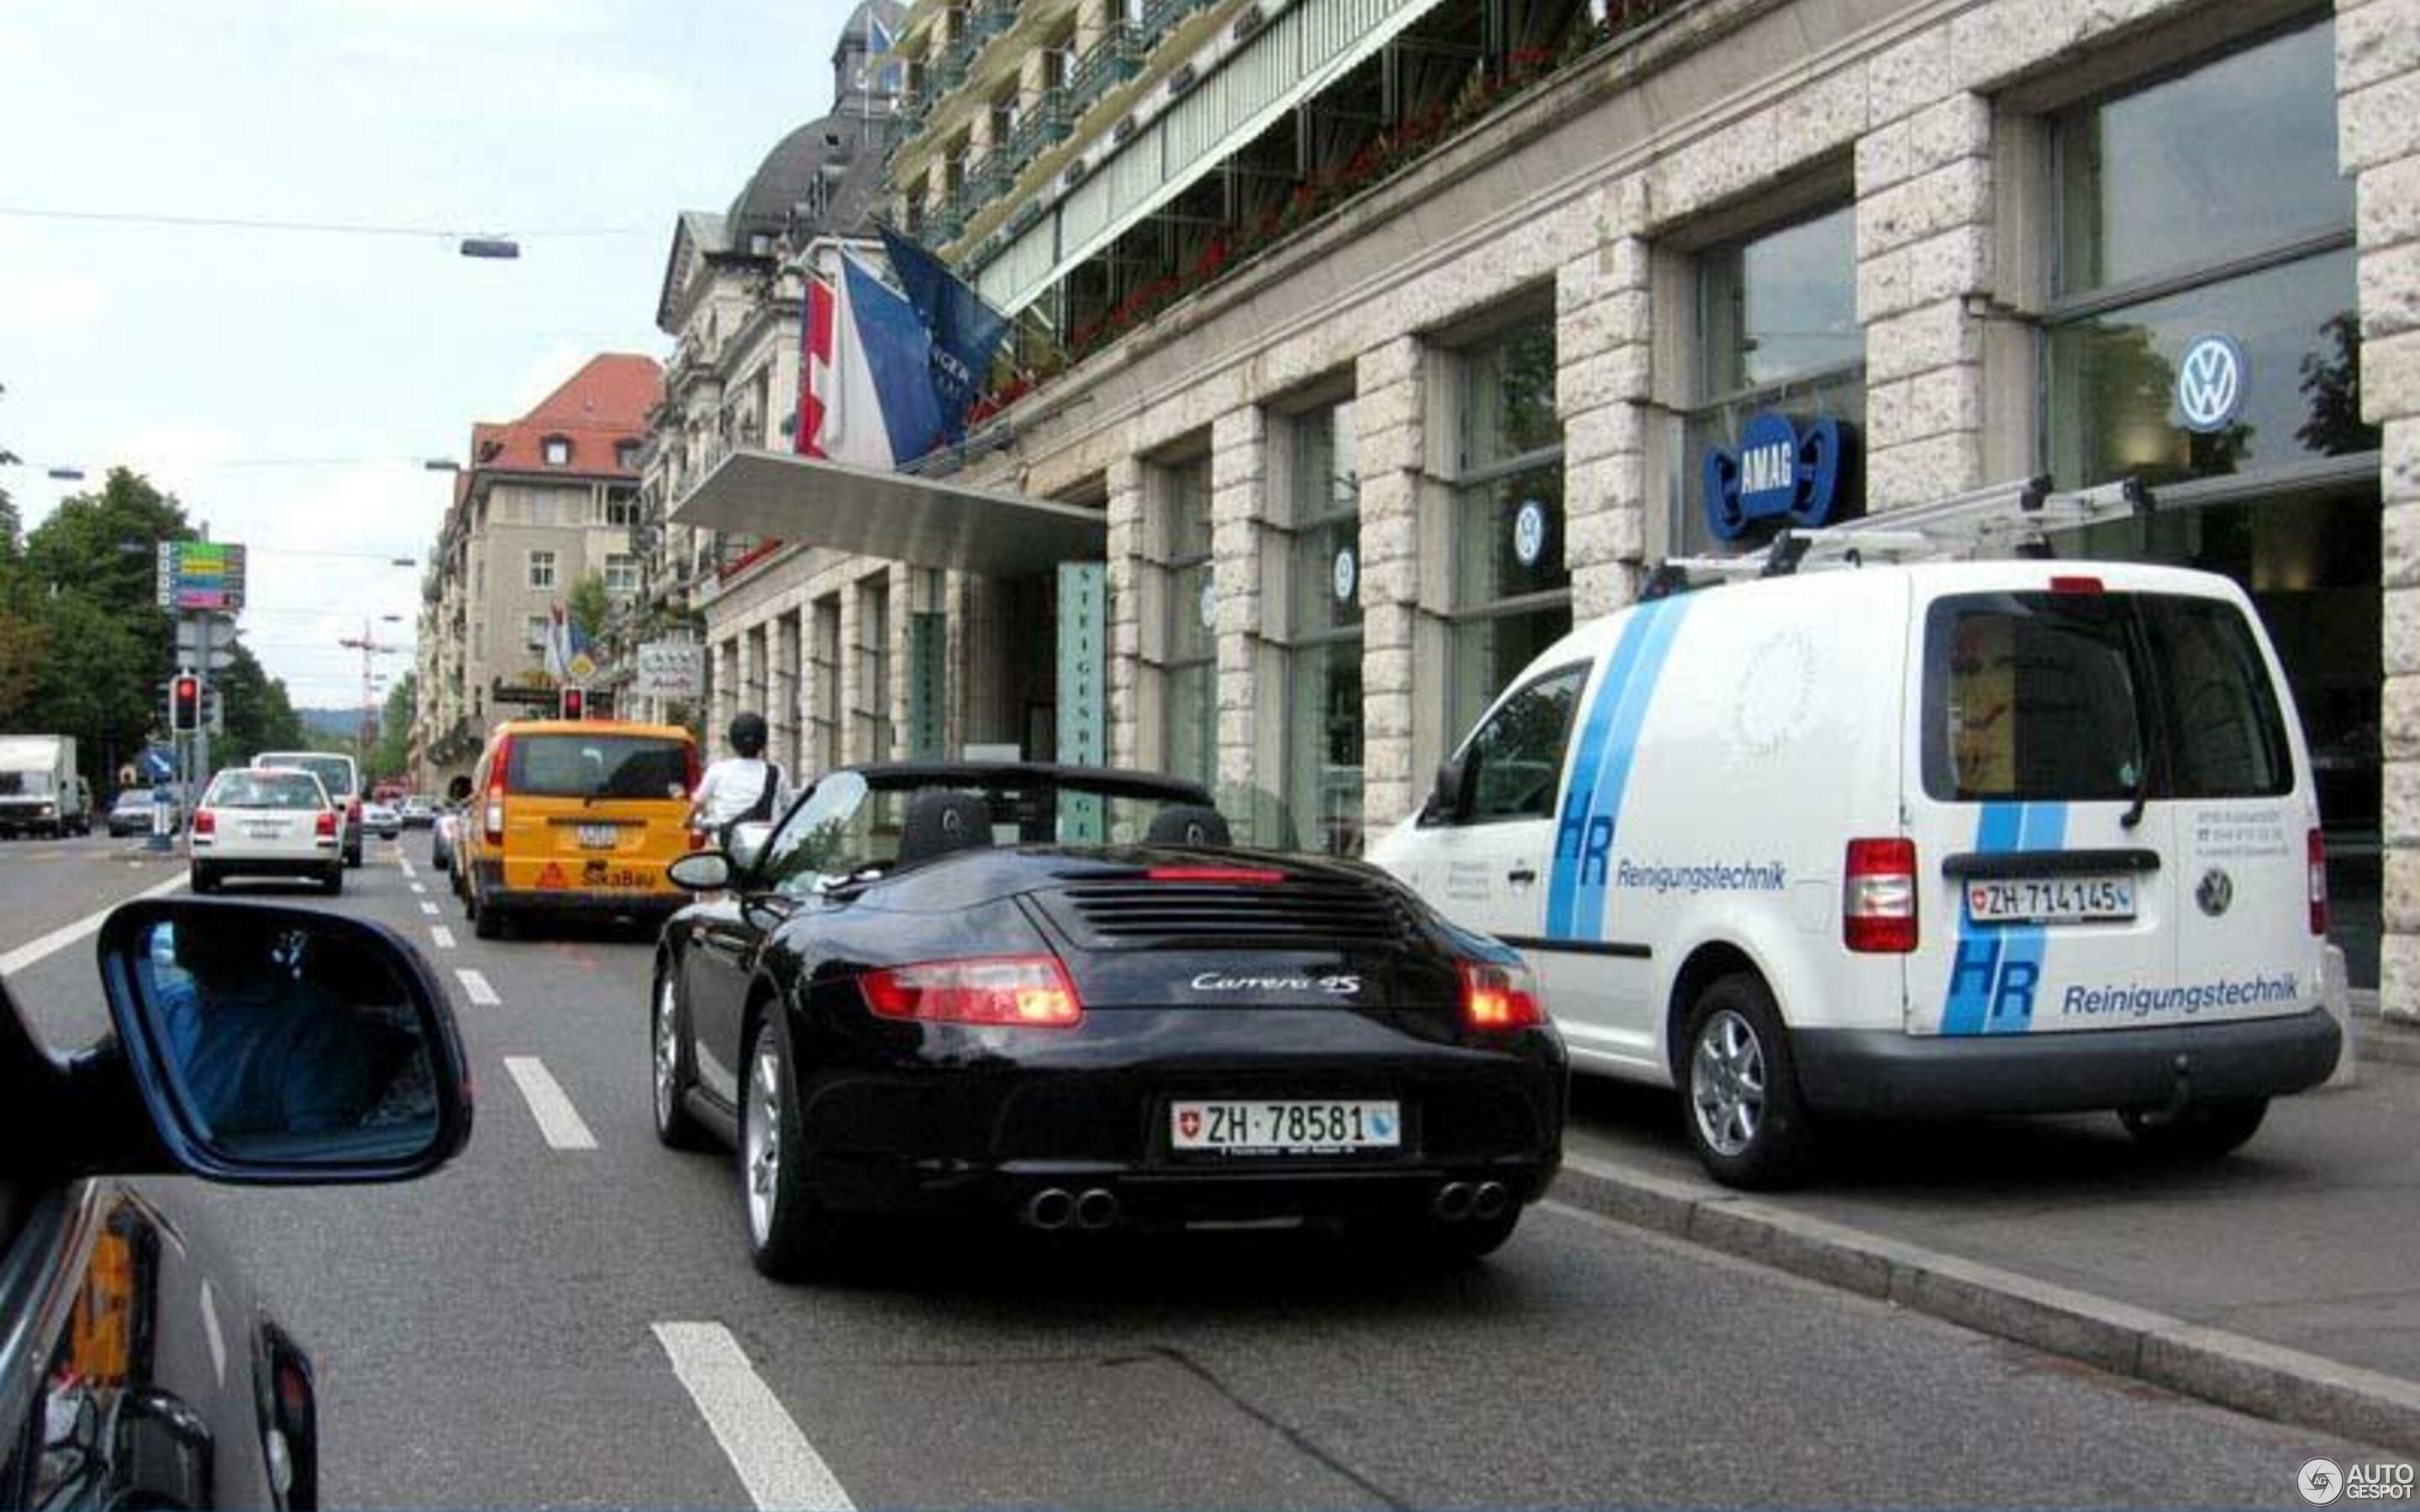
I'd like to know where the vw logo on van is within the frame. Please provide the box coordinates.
[2196,866,2235,918]
[2175,333,2247,433]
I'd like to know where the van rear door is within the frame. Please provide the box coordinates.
[1905,583,2178,1037]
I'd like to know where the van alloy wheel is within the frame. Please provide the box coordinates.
[1691,1009,1765,1158]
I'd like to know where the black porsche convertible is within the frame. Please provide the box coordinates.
[649,762,1566,1280]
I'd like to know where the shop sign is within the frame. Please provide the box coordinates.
[1702,413,1851,542]
[1331,545,1358,605]
[630,641,703,700]
[2175,333,2248,433]
[1056,562,1107,840]
[907,612,948,760]
[1512,499,1548,567]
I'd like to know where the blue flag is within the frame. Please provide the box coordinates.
[880,223,1012,440]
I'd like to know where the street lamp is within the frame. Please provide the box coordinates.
[459,236,521,260]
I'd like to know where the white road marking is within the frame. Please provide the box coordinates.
[409,882,427,895]
[454,968,499,1006]
[502,1055,597,1151]
[430,926,457,949]
[400,858,416,879]
[653,1322,855,1512]
[418,900,439,915]
[0,873,187,978]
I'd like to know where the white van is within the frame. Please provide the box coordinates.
[1370,557,2340,1188]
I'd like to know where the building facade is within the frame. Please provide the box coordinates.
[416,354,663,788]
[671,0,2417,1005]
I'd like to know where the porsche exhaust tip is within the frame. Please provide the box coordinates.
[1432,1182,1475,1221]
[1472,1181,1509,1221]
[1075,1188,1120,1231]
[1024,1188,1076,1231]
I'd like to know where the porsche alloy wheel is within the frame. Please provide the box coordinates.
[740,1016,847,1281]
[652,972,709,1151]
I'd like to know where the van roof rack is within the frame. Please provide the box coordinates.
[1643,475,2153,600]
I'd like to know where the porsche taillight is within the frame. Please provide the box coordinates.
[1460,959,1546,1032]
[860,956,1083,1028]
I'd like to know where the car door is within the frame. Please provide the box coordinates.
[1402,663,1589,950]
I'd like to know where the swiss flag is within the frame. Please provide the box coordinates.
[797,275,834,458]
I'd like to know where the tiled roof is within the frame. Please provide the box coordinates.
[468,353,662,480]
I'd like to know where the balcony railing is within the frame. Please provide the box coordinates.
[1139,0,1208,48]
[934,30,976,88]
[965,0,1017,46]
[1067,24,1147,114]
[1006,89,1071,165]
[965,150,1017,202]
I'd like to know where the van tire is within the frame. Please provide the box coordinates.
[473,894,508,940]
[1681,973,1816,1189]
[2118,1098,2267,1161]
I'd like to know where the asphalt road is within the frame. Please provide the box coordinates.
[0,834,2398,1508]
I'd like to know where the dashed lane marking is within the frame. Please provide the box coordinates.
[454,968,499,1006]
[419,900,439,915]
[409,883,427,895]
[652,1322,855,1511]
[0,873,187,978]
[430,926,456,950]
[502,1055,597,1150]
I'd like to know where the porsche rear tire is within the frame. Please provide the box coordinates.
[741,1013,850,1281]
[652,969,713,1152]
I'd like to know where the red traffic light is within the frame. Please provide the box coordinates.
[170,674,202,733]
[560,686,586,721]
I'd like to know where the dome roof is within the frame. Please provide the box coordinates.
[726,120,840,234]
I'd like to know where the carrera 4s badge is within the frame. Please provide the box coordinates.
[1190,971,1363,995]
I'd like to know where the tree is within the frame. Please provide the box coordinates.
[0,486,36,720]
[371,671,418,781]
[211,642,308,769]
[2299,310,2382,458]
[567,572,608,644]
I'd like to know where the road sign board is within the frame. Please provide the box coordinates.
[155,542,247,612]
[631,641,703,700]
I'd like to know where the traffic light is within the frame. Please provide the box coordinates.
[560,686,587,721]
[170,673,201,733]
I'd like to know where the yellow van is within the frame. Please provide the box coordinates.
[459,718,700,938]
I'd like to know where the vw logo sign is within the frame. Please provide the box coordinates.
[1512,499,1548,567]
[2196,866,2235,918]
[2175,333,2247,433]
[1331,544,1358,605]
[1198,577,1218,633]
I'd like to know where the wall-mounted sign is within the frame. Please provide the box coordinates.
[907,612,948,760]
[630,641,703,700]
[1702,414,1852,542]
[1198,577,1218,633]
[1331,545,1358,605]
[2175,333,2248,433]
[1056,562,1108,841]
[155,542,246,612]
[1512,499,1548,567]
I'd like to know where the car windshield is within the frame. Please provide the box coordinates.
[209,772,325,810]
[507,734,691,801]
[0,773,52,797]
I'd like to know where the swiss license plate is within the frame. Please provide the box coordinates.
[243,823,284,839]
[1170,1100,1402,1155]
[576,823,618,850]
[1965,874,2135,925]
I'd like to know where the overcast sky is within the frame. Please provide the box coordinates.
[1,0,861,704]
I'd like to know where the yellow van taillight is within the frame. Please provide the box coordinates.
[1844,837,1918,953]
[485,732,513,844]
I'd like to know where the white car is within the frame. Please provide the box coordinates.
[1372,552,2338,1188]
[365,801,402,840]
[189,766,345,895]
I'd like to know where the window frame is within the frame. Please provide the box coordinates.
[527,550,557,590]
[1431,659,1591,829]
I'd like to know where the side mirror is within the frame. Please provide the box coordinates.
[727,820,775,873]
[667,850,734,892]
[1422,758,1467,826]
[445,774,474,804]
[99,900,471,1183]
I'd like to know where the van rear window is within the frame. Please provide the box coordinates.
[508,735,692,801]
[1923,592,2292,803]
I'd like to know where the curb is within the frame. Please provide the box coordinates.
[1551,1153,2420,1456]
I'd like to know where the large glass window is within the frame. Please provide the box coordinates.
[1286,401,1364,856]
[809,596,842,775]
[855,579,893,759]
[1452,318,1570,738]
[1160,458,1216,790]
[1681,205,1865,554]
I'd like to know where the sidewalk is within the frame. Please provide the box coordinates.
[1551,1013,2420,1451]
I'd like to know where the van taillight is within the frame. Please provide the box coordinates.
[485,732,512,843]
[2309,827,2328,937]
[1844,837,1918,953]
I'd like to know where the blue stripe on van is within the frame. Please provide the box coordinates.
[1939,801,2023,1037]
[1983,802,2068,1035]
[1543,606,1665,938]
[1539,597,1691,942]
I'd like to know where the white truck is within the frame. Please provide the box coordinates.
[0,735,87,839]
